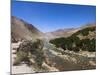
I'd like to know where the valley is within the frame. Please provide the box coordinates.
[11,16,96,74]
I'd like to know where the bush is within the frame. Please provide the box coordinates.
[14,39,45,67]
[80,38,96,52]
[81,30,89,36]
[13,50,29,65]
[49,26,96,52]
[73,47,80,52]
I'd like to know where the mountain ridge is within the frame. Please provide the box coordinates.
[11,16,96,42]
[11,16,43,42]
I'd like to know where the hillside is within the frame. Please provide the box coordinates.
[11,16,43,42]
[45,24,96,40]
[50,24,96,52]
[45,28,79,40]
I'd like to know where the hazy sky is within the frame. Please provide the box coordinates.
[12,1,96,32]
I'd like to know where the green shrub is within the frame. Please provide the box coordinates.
[49,26,96,52]
[73,47,80,52]
[13,50,29,65]
[14,39,45,67]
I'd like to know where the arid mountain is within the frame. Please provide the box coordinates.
[45,28,79,40]
[45,24,96,40]
[50,24,96,52]
[11,16,43,42]
[80,23,96,29]
[76,24,96,40]
[11,16,95,42]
